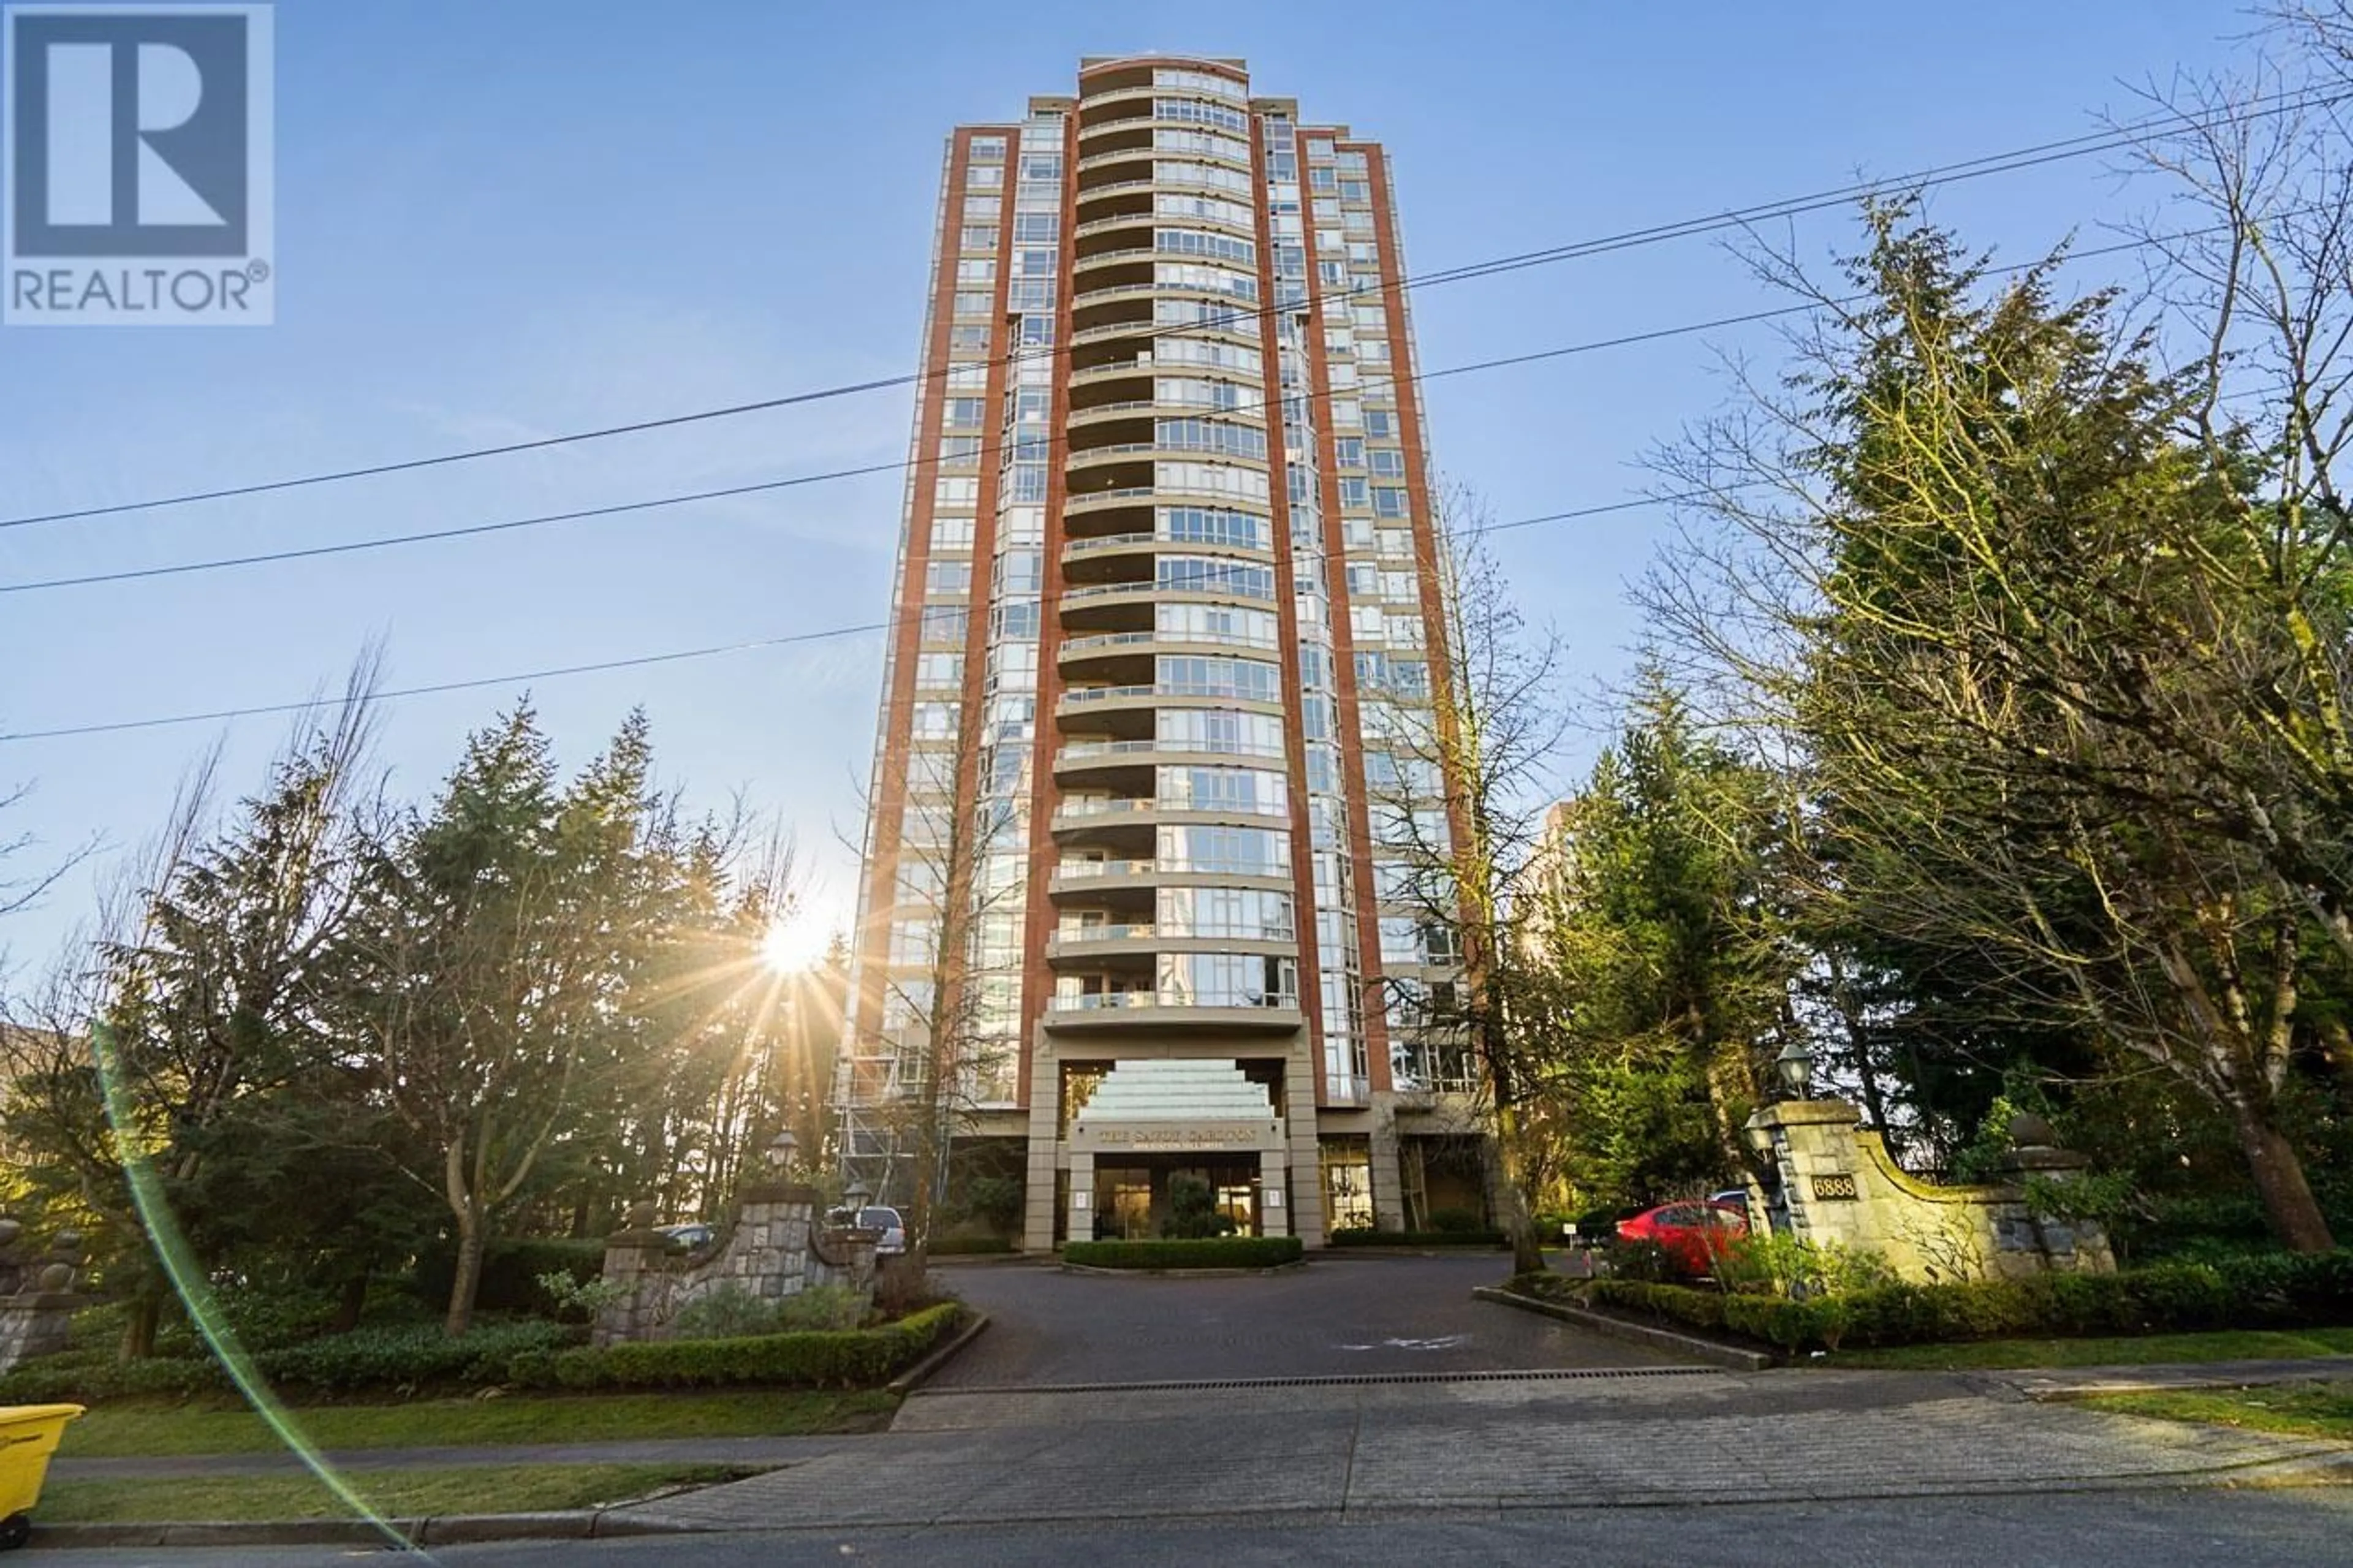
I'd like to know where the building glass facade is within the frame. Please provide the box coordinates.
[841,57,1480,1248]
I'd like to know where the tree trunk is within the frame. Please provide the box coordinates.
[118,1288,162,1362]
[2230,1099,2336,1252]
[332,1272,369,1334]
[445,1206,487,1336]
[1486,1093,1546,1274]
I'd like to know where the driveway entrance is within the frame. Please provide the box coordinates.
[928,1252,1684,1387]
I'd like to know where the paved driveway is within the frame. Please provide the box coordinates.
[926,1252,1677,1386]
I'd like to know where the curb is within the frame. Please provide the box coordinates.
[35,1508,705,1550]
[1472,1286,1776,1372]
[2004,1361,2353,1402]
[1058,1260,1308,1278]
[887,1309,991,1395]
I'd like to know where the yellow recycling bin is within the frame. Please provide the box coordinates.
[0,1404,83,1550]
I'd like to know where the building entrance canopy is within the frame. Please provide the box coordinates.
[1067,1059,1286,1154]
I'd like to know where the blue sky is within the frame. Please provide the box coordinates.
[0,0,2253,968]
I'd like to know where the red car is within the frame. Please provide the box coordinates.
[1616,1200,1748,1276]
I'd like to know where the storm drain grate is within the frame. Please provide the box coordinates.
[920,1366,1725,1396]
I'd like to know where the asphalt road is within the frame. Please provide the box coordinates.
[45,1488,2353,1567]
[928,1252,1672,1385]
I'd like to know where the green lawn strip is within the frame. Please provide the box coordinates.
[2080,1386,2353,1444]
[38,1461,762,1524]
[59,1388,898,1460]
[1819,1326,2353,1371]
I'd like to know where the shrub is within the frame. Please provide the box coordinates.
[252,1319,578,1393]
[672,1284,783,1341]
[950,1176,1025,1237]
[1577,1249,2353,1355]
[531,1303,963,1391]
[535,1269,626,1327]
[1062,1237,1304,1270]
[1599,1237,1677,1283]
[872,1256,945,1319]
[1716,1235,1896,1300]
[671,1284,869,1340]
[1427,1208,1485,1234]
[1160,1173,1235,1240]
[0,1318,580,1403]
[1326,1228,1507,1249]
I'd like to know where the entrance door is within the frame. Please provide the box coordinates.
[1214,1181,1257,1237]
[1109,1176,1153,1240]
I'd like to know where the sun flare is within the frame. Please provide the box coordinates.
[759,909,834,975]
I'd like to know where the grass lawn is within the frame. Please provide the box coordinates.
[39,1462,762,1524]
[1819,1326,2353,1371]
[2082,1385,2353,1444]
[57,1388,898,1460]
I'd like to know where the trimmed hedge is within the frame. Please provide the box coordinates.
[0,1319,580,1404]
[1,1308,964,1403]
[1329,1228,1509,1249]
[1575,1249,2353,1355]
[518,1303,965,1391]
[1062,1237,1305,1270]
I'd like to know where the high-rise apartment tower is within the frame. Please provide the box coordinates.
[840,55,1482,1252]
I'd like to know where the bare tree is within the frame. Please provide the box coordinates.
[1366,485,1565,1273]
[841,694,1020,1262]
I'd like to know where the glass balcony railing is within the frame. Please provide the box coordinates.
[1051,922,1156,943]
[1058,736,1286,760]
[1048,990,1300,1013]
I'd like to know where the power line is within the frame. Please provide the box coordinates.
[0,229,2191,597]
[0,490,1721,743]
[0,85,2331,535]
[0,623,891,743]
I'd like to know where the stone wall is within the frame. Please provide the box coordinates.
[1746,1100,2115,1282]
[592,1183,879,1347]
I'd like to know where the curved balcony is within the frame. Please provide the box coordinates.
[1070,244,1155,274]
[1047,858,1294,901]
[1061,534,1274,581]
[1055,735,1287,770]
[1060,487,1156,520]
[1042,990,1304,1034]
[1074,83,1157,123]
[1066,441,1269,479]
[1046,926,1298,966]
[1075,146,1160,178]
[1067,356,1155,387]
[1067,318,1159,350]
[1058,578,1278,618]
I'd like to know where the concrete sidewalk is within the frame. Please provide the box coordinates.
[618,1365,2353,1535]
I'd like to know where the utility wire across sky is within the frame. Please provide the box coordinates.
[0,490,1713,743]
[0,227,2246,598]
[0,83,2333,534]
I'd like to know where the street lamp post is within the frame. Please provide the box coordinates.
[1773,1040,1814,1102]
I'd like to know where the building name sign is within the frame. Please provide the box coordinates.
[1077,1121,1279,1153]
